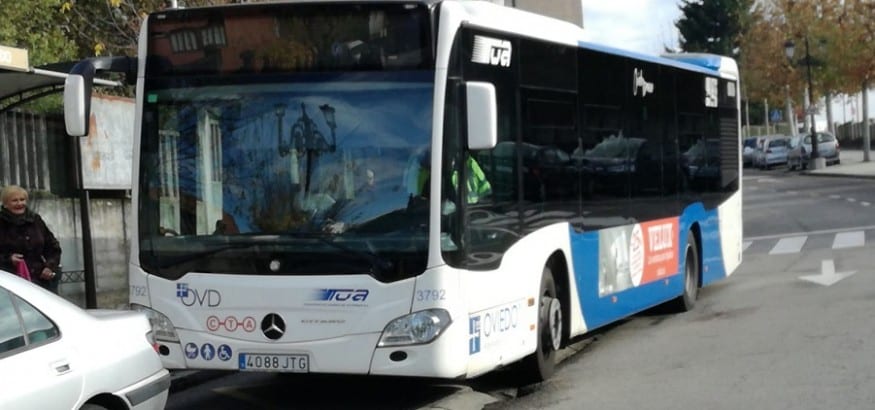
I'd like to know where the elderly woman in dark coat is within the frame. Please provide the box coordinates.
[0,185,62,293]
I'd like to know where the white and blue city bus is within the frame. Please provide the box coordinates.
[63,0,742,383]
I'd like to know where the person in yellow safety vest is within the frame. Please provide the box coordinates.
[414,153,491,205]
[452,155,492,204]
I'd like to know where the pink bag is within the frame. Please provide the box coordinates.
[15,260,31,281]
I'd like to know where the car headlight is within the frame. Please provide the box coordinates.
[377,309,452,347]
[131,303,179,342]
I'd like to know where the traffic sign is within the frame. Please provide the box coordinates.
[770,109,782,123]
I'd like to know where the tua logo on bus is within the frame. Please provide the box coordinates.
[316,288,369,302]
[471,35,512,67]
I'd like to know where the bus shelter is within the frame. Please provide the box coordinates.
[0,45,120,307]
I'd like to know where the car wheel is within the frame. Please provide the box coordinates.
[667,231,699,312]
[513,266,562,385]
[80,404,110,410]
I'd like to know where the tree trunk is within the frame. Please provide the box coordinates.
[864,80,871,162]
[785,86,796,135]
[826,91,834,134]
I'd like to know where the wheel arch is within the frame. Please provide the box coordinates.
[688,221,703,288]
[82,393,128,410]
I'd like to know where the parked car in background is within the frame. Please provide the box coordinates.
[0,272,170,410]
[787,131,841,170]
[754,135,791,169]
[741,136,765,167]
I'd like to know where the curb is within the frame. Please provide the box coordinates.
[801,171,875,180]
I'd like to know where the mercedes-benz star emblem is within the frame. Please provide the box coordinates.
[261,313,286,340]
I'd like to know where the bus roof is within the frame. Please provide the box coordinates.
[154,0,738,81]
[577,41,738,80]
[448,0,738,81]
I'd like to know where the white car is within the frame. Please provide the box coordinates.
[0,272,169,410]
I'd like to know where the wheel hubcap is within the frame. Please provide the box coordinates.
[545,297,562,351]
[686,250,696,296]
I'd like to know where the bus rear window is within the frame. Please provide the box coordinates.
[147,3,433,76]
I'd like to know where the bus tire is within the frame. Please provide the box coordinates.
[514,266,562,385]
[669,230,699,312]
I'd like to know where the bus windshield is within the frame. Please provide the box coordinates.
[138,72,434,280]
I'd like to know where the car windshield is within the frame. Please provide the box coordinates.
[768,139,787,148]
[802,133,835,144]
[584,134,644,158]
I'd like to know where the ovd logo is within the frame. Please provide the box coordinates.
[176,283,222,307]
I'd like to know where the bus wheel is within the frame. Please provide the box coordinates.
[514,267,562,385]
[669,230,699,312]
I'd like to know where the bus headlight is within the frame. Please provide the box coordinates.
[131,303,179,342]
[377,309,452,347]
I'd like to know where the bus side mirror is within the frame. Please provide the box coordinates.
[63,56,137,137]
[64,72,91,137]
[465,82,497,150]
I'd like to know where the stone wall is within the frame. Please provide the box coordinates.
[30,197,131,308]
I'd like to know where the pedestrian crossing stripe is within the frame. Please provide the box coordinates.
[743,230,868,255]
[832,231,864,249]
[769,236,807,255]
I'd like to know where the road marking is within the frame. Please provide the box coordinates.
[769,236,807,255]
[799,259,856,286]
[744,224,875,241]
[829,194,841,199]
[862,202,871,207]
[847,198,856,202]
[743,241,752,252]
[744,197,821,210]
[832,231,864,249]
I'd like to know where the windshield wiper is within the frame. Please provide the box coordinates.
[154,242,260,268]
[147,234,393,277]
[296,233,394,277]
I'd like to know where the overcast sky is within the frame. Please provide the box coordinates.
[580,0,683,56]
[578,0,873,126]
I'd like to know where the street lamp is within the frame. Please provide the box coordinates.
[784,38,823,169]
[319,104,337,152]
[275,103,289,156]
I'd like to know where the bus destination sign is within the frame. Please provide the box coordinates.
[0,45,29,72]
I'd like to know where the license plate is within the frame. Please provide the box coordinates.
[239,353,309,373]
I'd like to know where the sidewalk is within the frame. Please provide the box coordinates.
[802,149,875,179]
